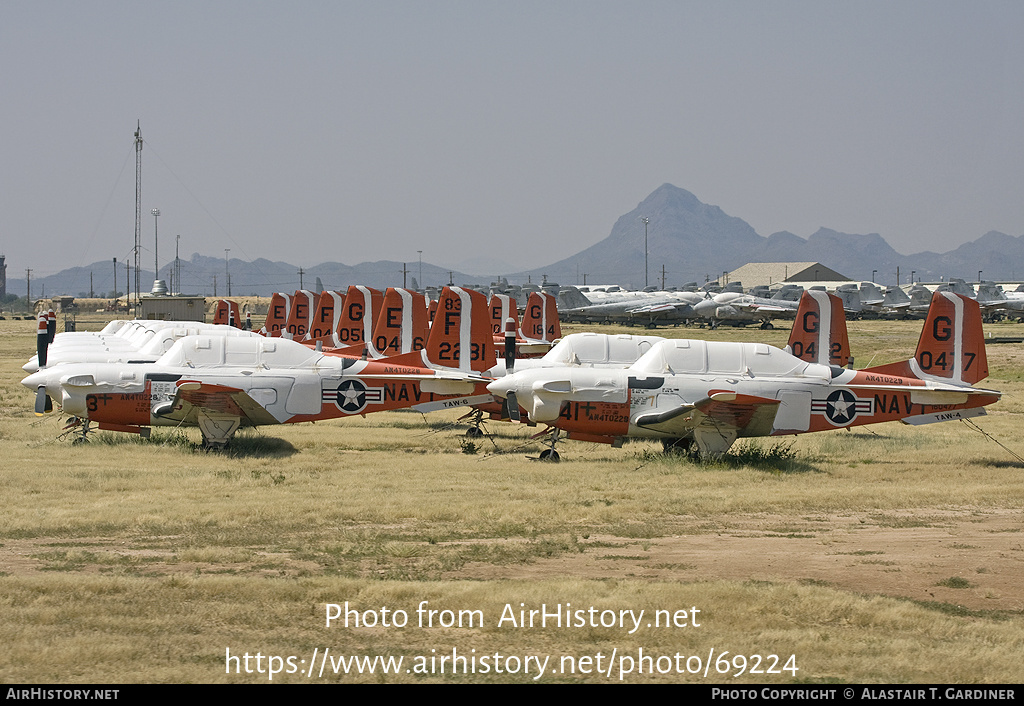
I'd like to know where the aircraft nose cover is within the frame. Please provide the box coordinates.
[486,376,517,399]
[21,370,47,391]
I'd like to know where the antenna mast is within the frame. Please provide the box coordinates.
[134,122,143,313]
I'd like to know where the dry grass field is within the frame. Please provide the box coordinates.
[1,315,1022,683]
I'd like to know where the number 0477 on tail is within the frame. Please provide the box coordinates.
[487,291,1001,458]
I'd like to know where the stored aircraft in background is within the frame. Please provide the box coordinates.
[691,287,802,329]
[487,291,999,460]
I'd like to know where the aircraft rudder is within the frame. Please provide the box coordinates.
[786,290,850,367]
[913,291,988,385]
[426,287,494,372]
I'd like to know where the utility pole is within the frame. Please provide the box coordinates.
[90,271,94,298]
[401,262,408,288]
[660,264,667,290]
[113,258,117,299]
[225,249,230,296]
[175,235,181,294]
[151,208,160,285]
[25,269,31,310]
[640,216,650,288]
[213,274,217,297]
[297,267,305,290]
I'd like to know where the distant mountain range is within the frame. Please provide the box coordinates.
[512,184,1024,288]
[10,184,1024,298]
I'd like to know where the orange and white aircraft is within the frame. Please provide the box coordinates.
[490,291,562,360]
[487,291,1000,460]
[212,299,244,328]
[24,287,495,447]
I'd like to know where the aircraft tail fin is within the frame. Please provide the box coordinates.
[835,283,862,313]
[785,290,850,367]
[370,287,429,356]
[883,285,910,308]
[489,294,519,335]
[520,291,561,342]
[864,292,988,385]
[284,290,316,340]
[425,287,494,372]
[333,285,383,350]
[260,293,291,336]
[306,291,344,345]
[212,299,241,328]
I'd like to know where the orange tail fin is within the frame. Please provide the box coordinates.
[912,291,988,384]
[786,290,850,367]
[261,293,291,337]
[213,299,242,328]
[306,291,344,345]
[284,290,316,339]
[864,291,988,385]
[333,285,383,348]
[370,287,429,356]
[426,287,494,372]
[520,292,561,342]
[489,294,519,335]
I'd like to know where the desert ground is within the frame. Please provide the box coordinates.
[1,313,1021,683]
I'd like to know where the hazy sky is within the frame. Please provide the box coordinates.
[2,1,1022,281]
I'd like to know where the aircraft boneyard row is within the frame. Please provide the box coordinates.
[487,290,1001,460]
[23,286,1000,460]
[22,287,560,448]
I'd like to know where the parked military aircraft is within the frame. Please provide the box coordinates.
[24,320,260,373]
[24,287,495,448]
[691,288,802,329]
[487,292,999,460]
[563,291,702,327]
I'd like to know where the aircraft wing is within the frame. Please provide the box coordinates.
[627,303,677,314]
[693,392,781,436]
[736,302,793,313]
[633,392,780,437]
[154,381,280,427]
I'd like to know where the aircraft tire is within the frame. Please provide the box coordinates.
[539,448,560,462]
[465,427,484,438]
[662,438,695,458]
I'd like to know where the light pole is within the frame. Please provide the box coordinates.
[175,235,180,294]
[640,216,650,289]
[872,269,876,283]
[151,208,160,285]
[225,249,231,296]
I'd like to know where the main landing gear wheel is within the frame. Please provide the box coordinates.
[465,409,485,438]
[64,417,91,445]
[538,428,562,462]
[759,321,774,330]
[662,437,696,459]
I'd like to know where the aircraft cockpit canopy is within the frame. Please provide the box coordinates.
[156,336,323,369]
[630,339,829,380]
